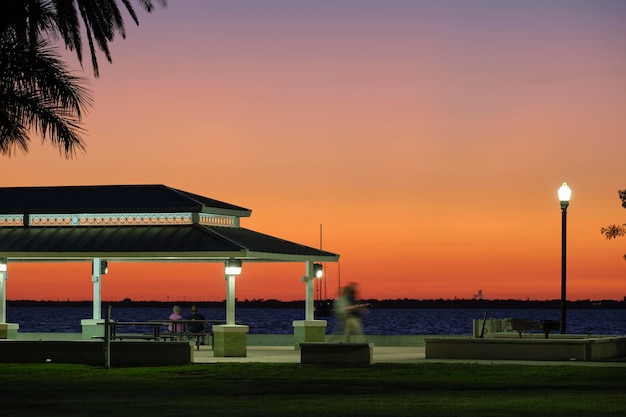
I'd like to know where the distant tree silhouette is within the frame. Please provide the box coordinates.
[601,189,626,260]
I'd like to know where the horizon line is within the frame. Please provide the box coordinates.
[7,297,625,303]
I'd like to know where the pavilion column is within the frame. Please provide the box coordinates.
[226,274,236,325]
[0,258,6,323]
[80,258,105,340]
[0,258,19,338]
[292,261,327,349]
[213,260,248,357]
[92,258,103,320]
[305,261,315,321]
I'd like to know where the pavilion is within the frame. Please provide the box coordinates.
[0,184,339,356]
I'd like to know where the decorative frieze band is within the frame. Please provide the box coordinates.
[198,213,235,226]
[0,212,238,227]
[0,215,24,226]
[28,212,194,226]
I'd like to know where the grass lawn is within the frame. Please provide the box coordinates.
[0,362,624,416]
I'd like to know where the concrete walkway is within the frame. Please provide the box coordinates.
[195,345,304,363]
[193,345,427,364]
[193,345,626,367]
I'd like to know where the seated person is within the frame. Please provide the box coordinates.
[187,305,206,333]
[168,305,184,333]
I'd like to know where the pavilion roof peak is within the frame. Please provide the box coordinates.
[0,184,252,217]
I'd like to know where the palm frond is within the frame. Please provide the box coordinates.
[3,1,167,77]
[0,28,91,158]
[53,0,84,65]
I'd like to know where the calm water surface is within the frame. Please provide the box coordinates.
[8,306,626,335]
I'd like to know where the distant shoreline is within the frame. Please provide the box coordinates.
[7,298,626,309]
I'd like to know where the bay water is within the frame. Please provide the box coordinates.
[8,305,626,336]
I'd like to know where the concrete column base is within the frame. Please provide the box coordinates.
[0,323,19,339]
[292,320,327,349]
[81,319,105,340]
[213,325,249,357]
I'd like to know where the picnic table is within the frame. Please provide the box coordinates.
[107,319,227,350]
[150,319,227,349]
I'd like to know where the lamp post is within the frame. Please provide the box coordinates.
[558,182,572,334]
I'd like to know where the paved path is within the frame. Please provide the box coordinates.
[193,345,626,366]
[193,345,426,364]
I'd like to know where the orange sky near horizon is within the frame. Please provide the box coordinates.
[2,1,625,302]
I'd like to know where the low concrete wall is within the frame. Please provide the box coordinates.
[425,336,626,361]
[15,333,432,347]
[300,343,374,365]
[585,336,626,360]
[0,340,192,366]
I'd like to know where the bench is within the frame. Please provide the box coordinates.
[540,320,560,338]
[300,342,374,365]
[100,320,225,350]
[153,319,225,350]
[98,329,211,351]
[110,334,161,341]
[106,321,163,341]
[161,331,212,350]
[95,308,222,351]
[510,319,534,338]
[509,319,560,339]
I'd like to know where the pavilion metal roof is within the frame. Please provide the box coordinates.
[0,184,252,216]
[0,185,339,263]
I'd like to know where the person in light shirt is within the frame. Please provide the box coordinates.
[168,305,183,333]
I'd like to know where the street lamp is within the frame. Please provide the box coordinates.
[313,263,323,278]
[225,259,242,276]
[100,260,108,275]
[558,182,572,334]
[91,260,108,275]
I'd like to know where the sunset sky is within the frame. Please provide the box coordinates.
[2,0,625,302]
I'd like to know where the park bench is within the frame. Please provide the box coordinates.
[161,330,212,350]
[509,319,560,339]
[106,321,163,341]
[539,320,560,338]
[509,319,534,338]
